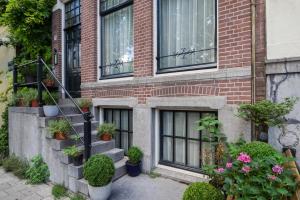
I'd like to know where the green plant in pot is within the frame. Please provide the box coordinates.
[63,145,83,166]
[43,73,55,88]
[78,99,92,113]
[42,91,59,117]
[48,119,71,140]
[237,97,298,142]
[14,87,31,107]
[126,146,143,177]
[83,154,115,200]
[97,123,116,141]
[25,88,39,107]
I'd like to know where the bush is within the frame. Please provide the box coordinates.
[63,146,82,157]
[0,106,9,158]
[183,182,224,200]
[43,91,59,105]
[97,123,116,137]
[83,154,115,187]
[237,141,281,160]
[70,194,86,200]
[52,184,67,199]
[26,155,50,184]
[48,120,71,137]
[2,155,29,179]
[127,146,143,164]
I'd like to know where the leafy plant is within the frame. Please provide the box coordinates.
[42,91,59,105]
[14,87,31,106]
[52,184,68,200]
[48,120,71,138]
[83,154,115,187]
[127,146,143,164]
[197,116,226,143]
[70,194,86,200]
[183,182,224,200]
[97,123,116,137]
[63,146,82,158]
[0,106,9,157]
[26,155,50,184]
[78,99,92,109]
[26,88,38,102]
[2,155,29,179]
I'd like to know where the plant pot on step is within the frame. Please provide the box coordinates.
[81,107,89,113]
[18,98,26,107]
[126,161,142,177]
[43,105,59,117]
[72,154,84,166]
[88,182,112,200]
[43,79,55,88]
[31,100,39,107]
[54,131,68,140]
[101,133,112,141]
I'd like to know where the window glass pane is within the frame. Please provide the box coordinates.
[113,110,120,129]
[121,131,129,153]
[101,0,129,12]
[163,137,173,162]
[162,112,173,136]
[129,110,133,132]
[102,5,133,77]
[115,131,121,147]
[121,110,129,130]
[188,140,200,168]
[175,112,186,137]
[159,0,216,69]
[175,139,185,164]
[188,112,200,139]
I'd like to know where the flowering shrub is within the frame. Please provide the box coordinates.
[206,152,296,199]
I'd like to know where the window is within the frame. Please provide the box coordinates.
[160,110,217,172]
[157,0,217,73]
[104,109,133,154]
[100,0,134,79]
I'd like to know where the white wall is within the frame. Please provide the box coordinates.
[266,0,300,60]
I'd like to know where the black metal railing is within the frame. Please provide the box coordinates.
[10,56,92,160]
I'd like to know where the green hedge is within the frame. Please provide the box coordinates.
[238,141,280,160]
[0,106,9,157]
[183,182,223,200]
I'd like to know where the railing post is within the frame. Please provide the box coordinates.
[84,112,92,160]
[12,64,17,94]
[37,56,43,107]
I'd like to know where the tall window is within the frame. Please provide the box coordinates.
[104,109,133,154]
[157,0,217,73]
[160,110,217,171]
[100,0,134,79]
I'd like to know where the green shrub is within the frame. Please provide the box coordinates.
[26,155,50,184]
[70,194,86,200]
[83,154,115,187]
[2,155,20,172]
[237,141,281,160]
[42,91,59,105]
[0,106,9,157]
[2,155,29,179]
[183,182,223,200]
[25,88,38,103]
[127,146,143,164]
[52,184,67,199]
[63,146,82,157]
[97,123,116,137]
[48,120,71,138]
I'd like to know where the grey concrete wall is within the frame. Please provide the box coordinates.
[266,59,300,163]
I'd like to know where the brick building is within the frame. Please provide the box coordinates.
[51,0,266,176]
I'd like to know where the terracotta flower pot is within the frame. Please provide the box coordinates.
[31,100,39,107]
[81,107,89,113]
[55,132,68,140]
[101,133,112,141]
[43,79,55,87]
[227,196,235,200]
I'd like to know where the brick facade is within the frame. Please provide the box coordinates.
[52,9,62,82]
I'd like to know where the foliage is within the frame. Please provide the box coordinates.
[48,120,71,137]
[148,171,161,179]
[52,184,68,200]
[70,194,86,200]
[14,87,31,106]
[83,154,115,187]
[226,138,246,158]
[127,146,143,164]
[207,153,296,200]
[97,123,116,137]
[2,155,29,179]
[237,97,298,128]
[78,99,92,109]
[183,182,224,200]
[63,146,82,158]
[0,0,56,66]
[43,91,59,105]
[26,155,50,184]
[0,106,9,157]
[197,116,226,143]
[26,88,38,103]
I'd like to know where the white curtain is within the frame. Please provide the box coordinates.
[160,0,216,68]
[187,112,200,167]
[121,110,129,153]
[163,112,173,161]
[103,5,133,75]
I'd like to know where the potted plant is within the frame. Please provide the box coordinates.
[42,91,59,117]
[43,73,55,88]
[26,88,39,107]
[63,145,83,166]
[15,87,30,107]
[78,99,92,113]
[83,154,115,200]
[237,97,298,142]
[48,119,71,140]
[97,123,116,141]
[126,146,143,177]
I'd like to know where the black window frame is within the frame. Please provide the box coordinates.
[159,110,218,173]
[103,108,133,154]
[99,0,134,80]
[156,0,218,74]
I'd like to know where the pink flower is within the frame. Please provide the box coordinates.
[237,153,252,163]
[226,162,233,169]
[268,175,277,181]
[215,168,225,173]
[272,165,284,175]
[241,166,251,173]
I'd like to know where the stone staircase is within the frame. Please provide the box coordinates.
[45,104,127,195]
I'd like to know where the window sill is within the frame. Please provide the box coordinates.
[99,73,134,80]
[156,62,217,74]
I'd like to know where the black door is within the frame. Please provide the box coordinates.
[65,0,81,98]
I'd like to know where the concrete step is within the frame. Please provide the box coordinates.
[102,148,124,163]
[71,121,98,134]
[75,158,128,195]
[91,140,115,155]
[59,106,81,115]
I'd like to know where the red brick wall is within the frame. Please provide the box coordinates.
[52,9,62,82]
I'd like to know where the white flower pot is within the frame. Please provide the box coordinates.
[43,105,59,117]
[88,182,112,200]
